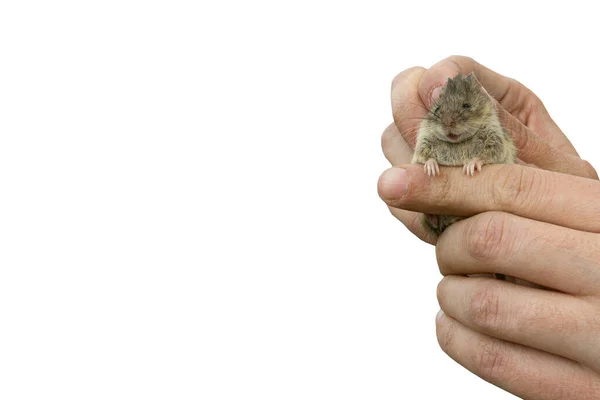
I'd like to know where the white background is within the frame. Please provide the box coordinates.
[1,1,598,399]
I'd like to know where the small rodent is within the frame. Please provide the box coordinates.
[412,72,516,236]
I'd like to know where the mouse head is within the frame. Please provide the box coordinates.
[427,72,495,143]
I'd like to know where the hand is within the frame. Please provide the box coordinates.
[381,55,598,244]
[379,56,600,398]
[378,163,600,398]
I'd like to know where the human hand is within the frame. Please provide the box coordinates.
[381,56,598,244]
[378,56,600,398]
[378,161,600,398]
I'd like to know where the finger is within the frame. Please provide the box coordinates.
[390,67,427,147]
[436,212,600,295]
[381,122,414,166]
[496,103,598,179]
[377,163,600,233]
[437,276,600,373]
[380,123,437,244]
[387,206,437,245]
[514,158,539,168]
[418,55,579,156]
[436,309,600,399]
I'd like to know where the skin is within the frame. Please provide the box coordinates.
[378,56,600,398]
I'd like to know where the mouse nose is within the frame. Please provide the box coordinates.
[442,117,455,128]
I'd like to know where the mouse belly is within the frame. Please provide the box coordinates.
[431,144,472,166]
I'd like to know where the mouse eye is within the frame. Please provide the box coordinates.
[433,105,440,114]
[462,103,471,109]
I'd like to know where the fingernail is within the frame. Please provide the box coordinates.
[431,86,441,103]
[436,309,444,322]
[378,168,408,199]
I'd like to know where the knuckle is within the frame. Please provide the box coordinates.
[474,339,512,382]
[436,278,447,305]
[391,67,420,89]
[491,165,549,211]
[520,88,545,126]
[507,78,535,121]
[427,171,454,205]
[491,166,527,208]
[436,316,457,355]
[381,126,394,155]
[468,281,504,330]
[582,159,599,180]
[446,55,476,68]
[508,121,529,152]
[465,212,512,263]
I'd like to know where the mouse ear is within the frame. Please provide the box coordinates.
[466,72,486,93]
[471,77,495,102]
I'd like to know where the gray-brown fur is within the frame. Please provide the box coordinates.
[412,72,516,235]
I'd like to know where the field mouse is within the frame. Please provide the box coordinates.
[412,72,516,236]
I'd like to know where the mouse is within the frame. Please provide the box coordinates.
[412,72,516,236]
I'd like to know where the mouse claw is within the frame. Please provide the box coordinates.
[424,158,439,177]
[463,160,483,176]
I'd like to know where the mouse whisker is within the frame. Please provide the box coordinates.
[396,126,418,134]
[395,117,431,123]
[391,100,431,112]
[395,126,420,139]
[460,126,481,137]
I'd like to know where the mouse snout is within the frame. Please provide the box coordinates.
[441,116,455,128]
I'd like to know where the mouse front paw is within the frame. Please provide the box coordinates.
[463,159,483,176]
[424,158,440,177]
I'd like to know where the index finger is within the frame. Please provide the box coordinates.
[416,55,579,156]
[377,164,600,233]
[389,66,426,148]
